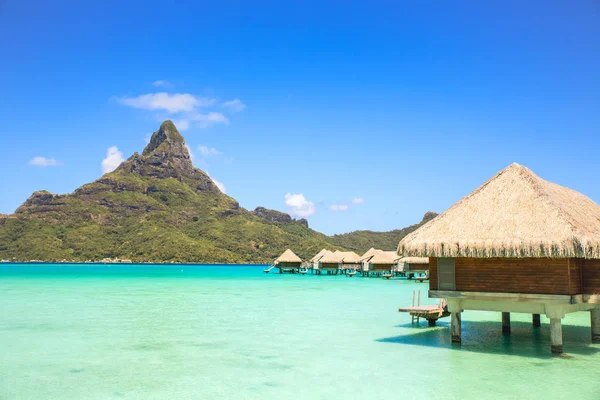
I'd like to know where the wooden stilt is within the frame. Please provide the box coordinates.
[451,312,461,343]
[502,312,511,335]
[428,319,436,327]
[550,318,563,354]
[533,314,541,328]
[591,308,600,342]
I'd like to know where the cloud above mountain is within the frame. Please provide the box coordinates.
[101,146,125,174]
[116,88,243,131]
[285,193,316,217]
[29,157,61,167]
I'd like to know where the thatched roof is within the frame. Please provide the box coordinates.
[369,251,400,264]
[340,251,362,263]
[360,248,379,261]
[399,257,429,265]
[398,163,600,259]
[319,250,343,264]
[310,248,329,262]
[275,249,302,264]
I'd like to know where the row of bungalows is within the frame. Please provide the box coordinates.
[272,248,430,278]
[310,250,362,274]
[397,163,600,354]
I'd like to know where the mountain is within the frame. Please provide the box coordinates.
[328,212,438,253]
[0,121,433,263]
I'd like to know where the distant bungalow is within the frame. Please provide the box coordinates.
[309,249,329,271]
[272,249,302,274]
[360,249,400,276]
[338,251,362,273]
[400,257,430,280]
[317,250,344,275]
[398,163,600,354]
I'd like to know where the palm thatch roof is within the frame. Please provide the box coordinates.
[274,249,302,264]
[340,251,362,263]
[369,251,400,264]
[398,163,600,259]
[399,257,429,265]
[319,250,343,264]
[360,247,379,261]
[310,248,329,262]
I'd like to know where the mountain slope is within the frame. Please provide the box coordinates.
[0,121,343,263]
[328,212,438,253]
[0,121,434,263]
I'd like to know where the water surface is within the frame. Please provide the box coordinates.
[1,264,599,399]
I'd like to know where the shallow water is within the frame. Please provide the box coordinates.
[0,264,599,399]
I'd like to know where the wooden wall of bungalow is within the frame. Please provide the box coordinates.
[320,262,339,270]
[407,262,429,272]
[428,257,600,295]
[277,261,302,268]
[371,262,395,271]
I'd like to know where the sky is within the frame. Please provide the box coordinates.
[1,1,599,235]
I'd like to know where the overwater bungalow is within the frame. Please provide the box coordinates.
[309,249,329,272]
[359,248,380,273]
[400,257,430,279]
[317,251,344,275]
[398,163,600,354]
[339,251,362,273]
[363,251,400,276]
[273,249,302,273]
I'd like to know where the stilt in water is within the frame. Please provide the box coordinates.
[451,312,461,344]
[502,312,511,336]
[591,308,600,342]
[533,314,541,328]
[550,318,563,354]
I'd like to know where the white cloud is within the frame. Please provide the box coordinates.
[193,112,229,128]
[118,92,215,113]
[174,112,229,131]
[352,198,365,204]
[172,119,190,131]
[285,193,316,218]
[116,88,242,130]
[152,80,172,87]
[223,98,246,112]
[206,172,226,193]
[329,204,349,212]
[198,146,222,157]
[213,179,226,193]
[29,157,61,167]
[185,144,195,162]
[101,146,125,174]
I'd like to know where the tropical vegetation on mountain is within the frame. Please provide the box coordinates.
[0,121,434,263]
[328,212,438,253]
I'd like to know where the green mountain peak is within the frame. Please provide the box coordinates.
[0,121,432,263]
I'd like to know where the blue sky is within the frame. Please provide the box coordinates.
[1,1,599,235]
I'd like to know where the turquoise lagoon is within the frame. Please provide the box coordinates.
[1,264,599,399]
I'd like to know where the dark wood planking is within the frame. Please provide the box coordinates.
[581,259,600,294]
[429,258,439,290]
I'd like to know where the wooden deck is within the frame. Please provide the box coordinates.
[399,292,448,326]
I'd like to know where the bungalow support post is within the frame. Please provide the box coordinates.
[502,312,511,335]
[532,314,541,328]
[591,307,600,342]
[546,305,565,354]
[549,318,563,354]
[448,299,463,344]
